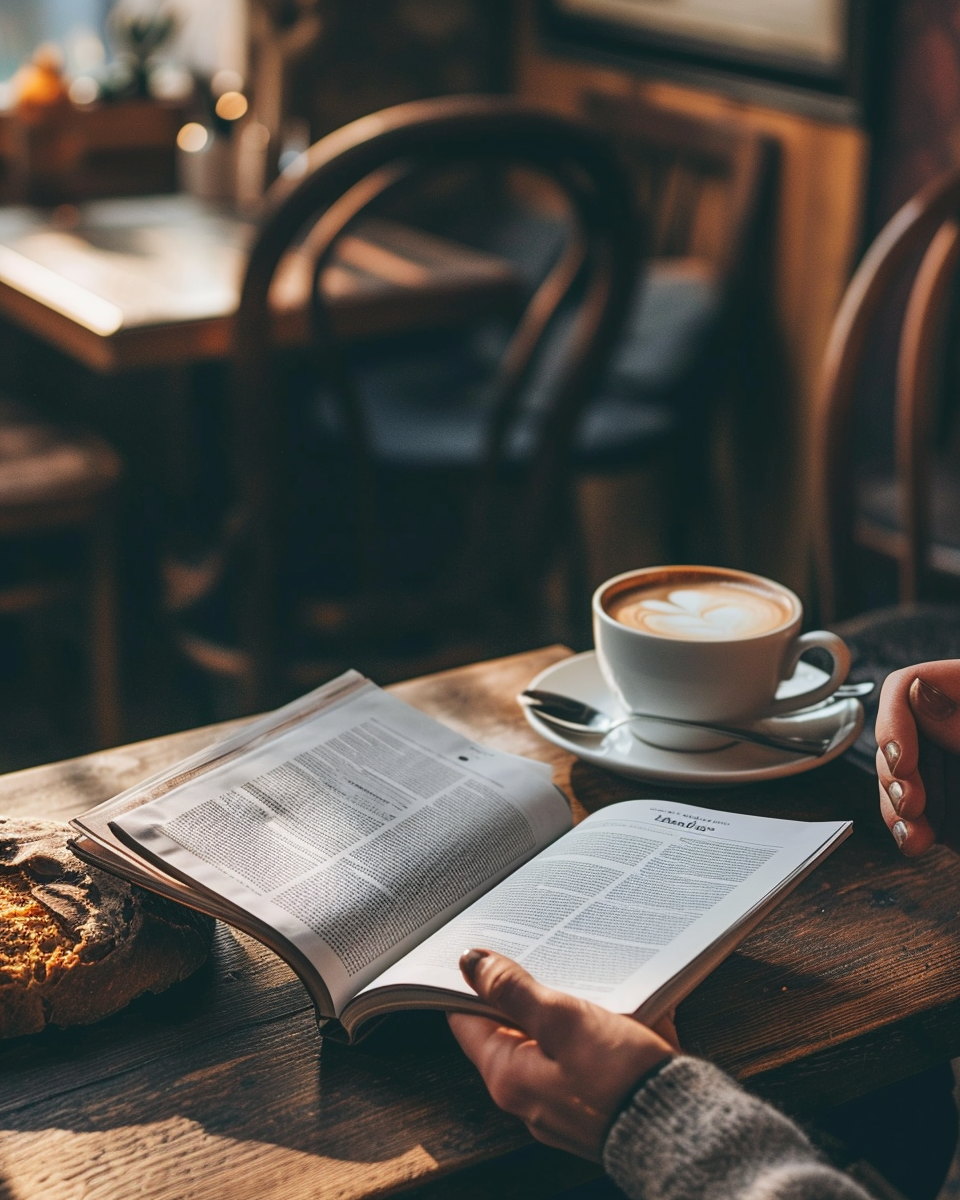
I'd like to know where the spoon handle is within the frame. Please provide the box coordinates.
[520,692,832,756]
[619,712,831,756]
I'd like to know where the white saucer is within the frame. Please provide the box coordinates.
[522,651,864,786]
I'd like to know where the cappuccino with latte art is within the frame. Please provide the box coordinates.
[593,566,850,751]
[606,577,794,641]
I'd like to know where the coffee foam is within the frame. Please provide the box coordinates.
[606,578,793,641]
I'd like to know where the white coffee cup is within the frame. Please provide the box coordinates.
[592,566,850,752]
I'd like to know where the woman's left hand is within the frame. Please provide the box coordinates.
[876,662,960,856]
[447,948,678,1161]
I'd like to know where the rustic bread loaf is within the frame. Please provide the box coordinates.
[0,817,213,1037]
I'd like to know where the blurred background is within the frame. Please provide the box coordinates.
[0,0,244,84]
[0,0,957,785]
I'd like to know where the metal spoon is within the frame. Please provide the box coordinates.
[519,689,835,756]
[796,681,875,704]
[836,681,875,698]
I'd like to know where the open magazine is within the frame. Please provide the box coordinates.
[70,671,852,1042]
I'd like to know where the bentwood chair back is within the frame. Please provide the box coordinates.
[583,91,777,294]
[170,95,639,711]
[816,167,960,622]
[574,91,779,560]
[813,168,960,774]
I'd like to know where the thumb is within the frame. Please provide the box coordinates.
[460,949,581,1055]
[908,676,960,851]
[909,674,960,753]
[653,1012,680,1051]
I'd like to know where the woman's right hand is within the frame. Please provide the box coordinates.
[876,662,960,856]
[447,949,676,1160]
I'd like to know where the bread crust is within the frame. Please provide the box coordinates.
[0,817,213,1037]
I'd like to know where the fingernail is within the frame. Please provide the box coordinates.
[888,780,904,813]
[460,948,490,981]
[884,741,902,771]
[911,678,960,721]
[893,820,909,848]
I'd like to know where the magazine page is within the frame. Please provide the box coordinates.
[111,678,571,1014]
[360,800,850,1014]
[74,671,373,838]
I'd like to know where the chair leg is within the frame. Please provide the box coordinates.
[88,509,121,749]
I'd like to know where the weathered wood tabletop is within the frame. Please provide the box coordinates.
[0,195,520,372]
[2,644,959,1200]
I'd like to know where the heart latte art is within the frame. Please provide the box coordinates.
[606,580,793,641]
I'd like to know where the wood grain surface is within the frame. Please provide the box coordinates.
[1,645,959,1199]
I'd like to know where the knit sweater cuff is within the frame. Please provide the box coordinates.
[602,1056,871,1200]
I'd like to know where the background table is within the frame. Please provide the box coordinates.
[2,644,960,1199]
[0,194,522,372]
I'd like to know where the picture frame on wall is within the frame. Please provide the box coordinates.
[538,0,882,116]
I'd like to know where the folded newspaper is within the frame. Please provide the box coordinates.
[70,671,852,1042]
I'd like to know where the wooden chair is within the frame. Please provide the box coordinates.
[165,94,639,712]
[0,398,122,746]
[574,92,780,556]
[816,167,960,621]
[814,167,960,772]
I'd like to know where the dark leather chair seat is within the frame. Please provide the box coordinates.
[579,259,719,471]
[308,258,719,473]
[608,259,719,392]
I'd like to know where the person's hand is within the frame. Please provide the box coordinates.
[876,662,960,856]
[447,948,677,1160]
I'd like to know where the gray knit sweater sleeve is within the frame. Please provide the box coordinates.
[603,1057,872,1200]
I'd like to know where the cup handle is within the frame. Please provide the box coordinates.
[765,631,851,717]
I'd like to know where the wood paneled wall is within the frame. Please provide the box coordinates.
[514,3,869,598]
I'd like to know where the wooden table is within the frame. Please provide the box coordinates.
[3,644,960,1200]
[0,194,521,372]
